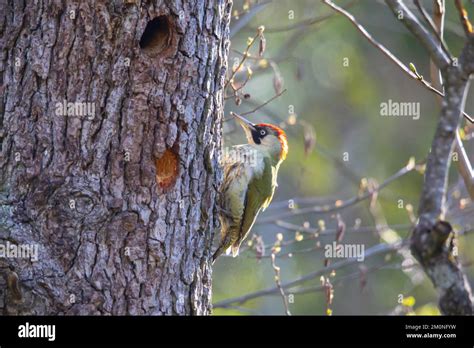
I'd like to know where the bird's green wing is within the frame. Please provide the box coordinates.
[261,164,279,211]
[232,157,274,256]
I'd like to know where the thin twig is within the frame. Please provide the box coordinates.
[455,132,474,199]
[385,0,451,68]
[413,0,450,57]
[257,159,419,223]
[235,222,414,260]
[240,89,287,116]
[322,0,473,123]
[275,220,413,236]
[230,0,272,38]
[271,253,291,315]
[224,88,288,123]
[454,0,474,37]
[225,33,259,89]
[213,240,406,308]
[263,0,357,33]
[278,261,421,297]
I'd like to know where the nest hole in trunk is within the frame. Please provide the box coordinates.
[139,16,172,56]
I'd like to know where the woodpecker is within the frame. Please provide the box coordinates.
[212,112,288,263]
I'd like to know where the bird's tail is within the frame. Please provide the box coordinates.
[211,244,226,264]
[212,229,232,264]
[213,244,240,264]
[231,243,240,257]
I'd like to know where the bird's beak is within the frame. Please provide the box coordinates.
[231,112,256,141]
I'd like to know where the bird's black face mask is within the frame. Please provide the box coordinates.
[251,126,269,144]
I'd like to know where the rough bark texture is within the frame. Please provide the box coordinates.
[0,0,231,315]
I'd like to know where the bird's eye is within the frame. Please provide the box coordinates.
[260,130,266,136]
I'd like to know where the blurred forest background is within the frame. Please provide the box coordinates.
[212,0,474,315]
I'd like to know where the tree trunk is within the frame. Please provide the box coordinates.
[0,0,231,315]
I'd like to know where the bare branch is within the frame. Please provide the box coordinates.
[240,89,287,116]
[385,0,451,68]
[427,1,474,201]
[454,132,474,198]
[230,0,272,38]
[225,32,259,89]
[321,0,473,123]
[223,89,287,124]
[263,0,357,33]
[213,241,405,308]
[428,0,445,99]
[397,0,474,312]
[215,227,473,309]
[454,0,474,37]
[324,0,474,314]
[258,159,418,223]
[413,0,451,58]
[275,219,412,235]
[271,253,291,315]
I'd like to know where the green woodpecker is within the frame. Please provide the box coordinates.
[212,112,288,263]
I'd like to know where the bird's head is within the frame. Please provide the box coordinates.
[231,112,288,162]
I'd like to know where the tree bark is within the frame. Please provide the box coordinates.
[0,0,231,315]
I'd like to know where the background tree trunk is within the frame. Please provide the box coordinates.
[0,0,231,315]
